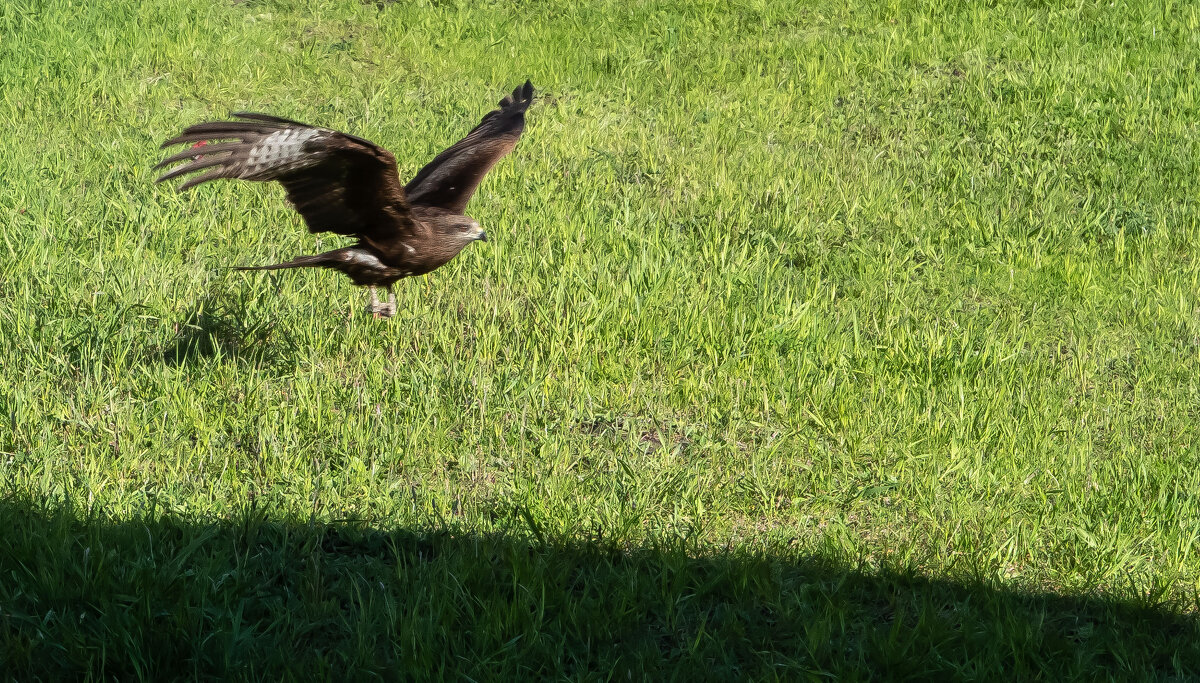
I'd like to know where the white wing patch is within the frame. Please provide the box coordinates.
[244,128,322,177]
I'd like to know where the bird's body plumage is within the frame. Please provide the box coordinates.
[155,81,534,315]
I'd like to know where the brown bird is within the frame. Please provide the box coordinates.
[155,80,534,317]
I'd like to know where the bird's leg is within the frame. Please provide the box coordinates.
[363,285,397,319]
[365,286,383,318]
[381,284,396,316]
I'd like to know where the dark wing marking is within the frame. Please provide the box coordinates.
[404,80,533,213]
[155,113,418,246]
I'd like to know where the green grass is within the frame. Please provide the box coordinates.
[1,0,1200,678]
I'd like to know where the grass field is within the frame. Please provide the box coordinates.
[2,0,1200,678]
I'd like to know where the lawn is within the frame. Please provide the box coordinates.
[1,0,1199,678]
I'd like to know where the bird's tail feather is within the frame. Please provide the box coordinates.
[233,251,341,272]
[231,247,390,287]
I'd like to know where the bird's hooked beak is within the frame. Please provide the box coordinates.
[473,223,488,242]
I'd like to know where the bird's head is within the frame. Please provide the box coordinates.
[449,217,487,245]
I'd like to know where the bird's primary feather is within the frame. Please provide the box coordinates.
[155,116,412,248]
[405,80,534,214]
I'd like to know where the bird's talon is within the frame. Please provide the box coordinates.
[364,302,397,319]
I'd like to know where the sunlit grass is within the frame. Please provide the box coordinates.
[1,0,1199,677]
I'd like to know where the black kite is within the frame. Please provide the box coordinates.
[155,81,534,317]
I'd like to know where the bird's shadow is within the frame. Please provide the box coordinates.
[160,288,295,368]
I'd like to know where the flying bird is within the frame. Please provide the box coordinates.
[155,80,534,317]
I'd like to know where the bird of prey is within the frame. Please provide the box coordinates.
[155,80,534,318]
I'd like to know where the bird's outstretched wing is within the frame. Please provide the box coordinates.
[155,113,417,246]
[404,80,533,213]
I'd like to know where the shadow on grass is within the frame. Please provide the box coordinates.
[160,291,292,368]
[0,495,1196,680]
